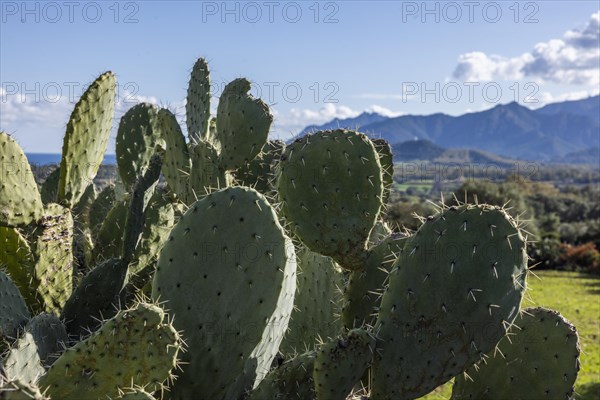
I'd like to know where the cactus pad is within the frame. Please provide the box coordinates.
[152,186,296,399]
[116,103,164,189]
[216,78,273,171]
[0,133,43,227]
[3,332,44,385]
[451,307,580,400]
[40,302,181,399]
[159,109,191,202]
[314,329,375,400]
[32,204,74,314]
[186,58,212,144]
[278,129,384,270]
[248,351,316,399]
[0,227,35,305]
[372,204,528,399]
[24,313,67,368]
[58,72,116,208]
[0,271,29,340]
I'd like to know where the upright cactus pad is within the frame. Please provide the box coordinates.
[278,129,384,270]
[0,271,29,340]
[281,246,344,354]
[61,258,128,338]
[116,103,164,189]
[314,329,375,400]
[186,58,212,144]
[58,72,116,208]
[32,204,74,314]
[451,307,580,400]
[40,302,181,400]
[342,233,406,329]
[248,351,316,400]
[0,227,36,305]
[159,109,191,202]
[216,78,273,171]
[0,133,43,227]
[24,313,67,368]
[89,185,116,236]
[152,186,297,400]
[93,200,128,264]
[372,204,528,399]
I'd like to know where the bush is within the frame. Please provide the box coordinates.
[559,242,600,274]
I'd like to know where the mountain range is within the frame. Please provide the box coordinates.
[297,96,600,163]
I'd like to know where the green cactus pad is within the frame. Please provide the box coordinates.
[314,329,375,400]
[32,204,74,314]
[278,129,384,270]
[0,227,36,305]
[61,258,128,338]
[235,140,285,195]
[189,139,227,197]
[116,103,164,189]
[129,190,174,278]
[371,138,393,205]
[451,307,580,400]
[159,109,191,202]
[372,204,528,399]
[40,302,181,399]
[0,133,43,227]
[3,332,44,385]
[0,380,48,400]
[89,185,116,237]
[248,351,316,400]
[0,271,30,340]
[58,72,116,208]
[152,186,296,400]
[92,199,128,264]
[186,58,212,144]
[24,313,67,368]
[281,246,344,354]
[216,78,273,171]
[342,233,406,329]
[40,167,60,205]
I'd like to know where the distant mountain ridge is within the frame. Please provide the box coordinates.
[296,96,600,162]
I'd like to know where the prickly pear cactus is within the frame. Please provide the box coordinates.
[188,139,226,197]
[116,103,164,189]
[280,246,344,354]
[278,129,384,270]
[159,109,191,202]
[314,329,375,400]
[58,72,116,208]
[39,302,181,400]
[451,307,580,400]
[40,167,60,205]
[235,140,285,195]
[0,133,43,227]
[248,351,316,400]
[92,199,128,264]
[152,186,297,400]
[32,204,74,313]
[186,57,212,144]
[0,271,29,340]
[89,185,116,236]
[216,78,273,171]
[372,204,529,399]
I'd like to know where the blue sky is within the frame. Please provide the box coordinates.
[1,0,598,153]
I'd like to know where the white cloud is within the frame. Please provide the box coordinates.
[530,88,600,109]
[453,12,600,86]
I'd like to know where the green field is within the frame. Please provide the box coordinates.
[419,270,600,399]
